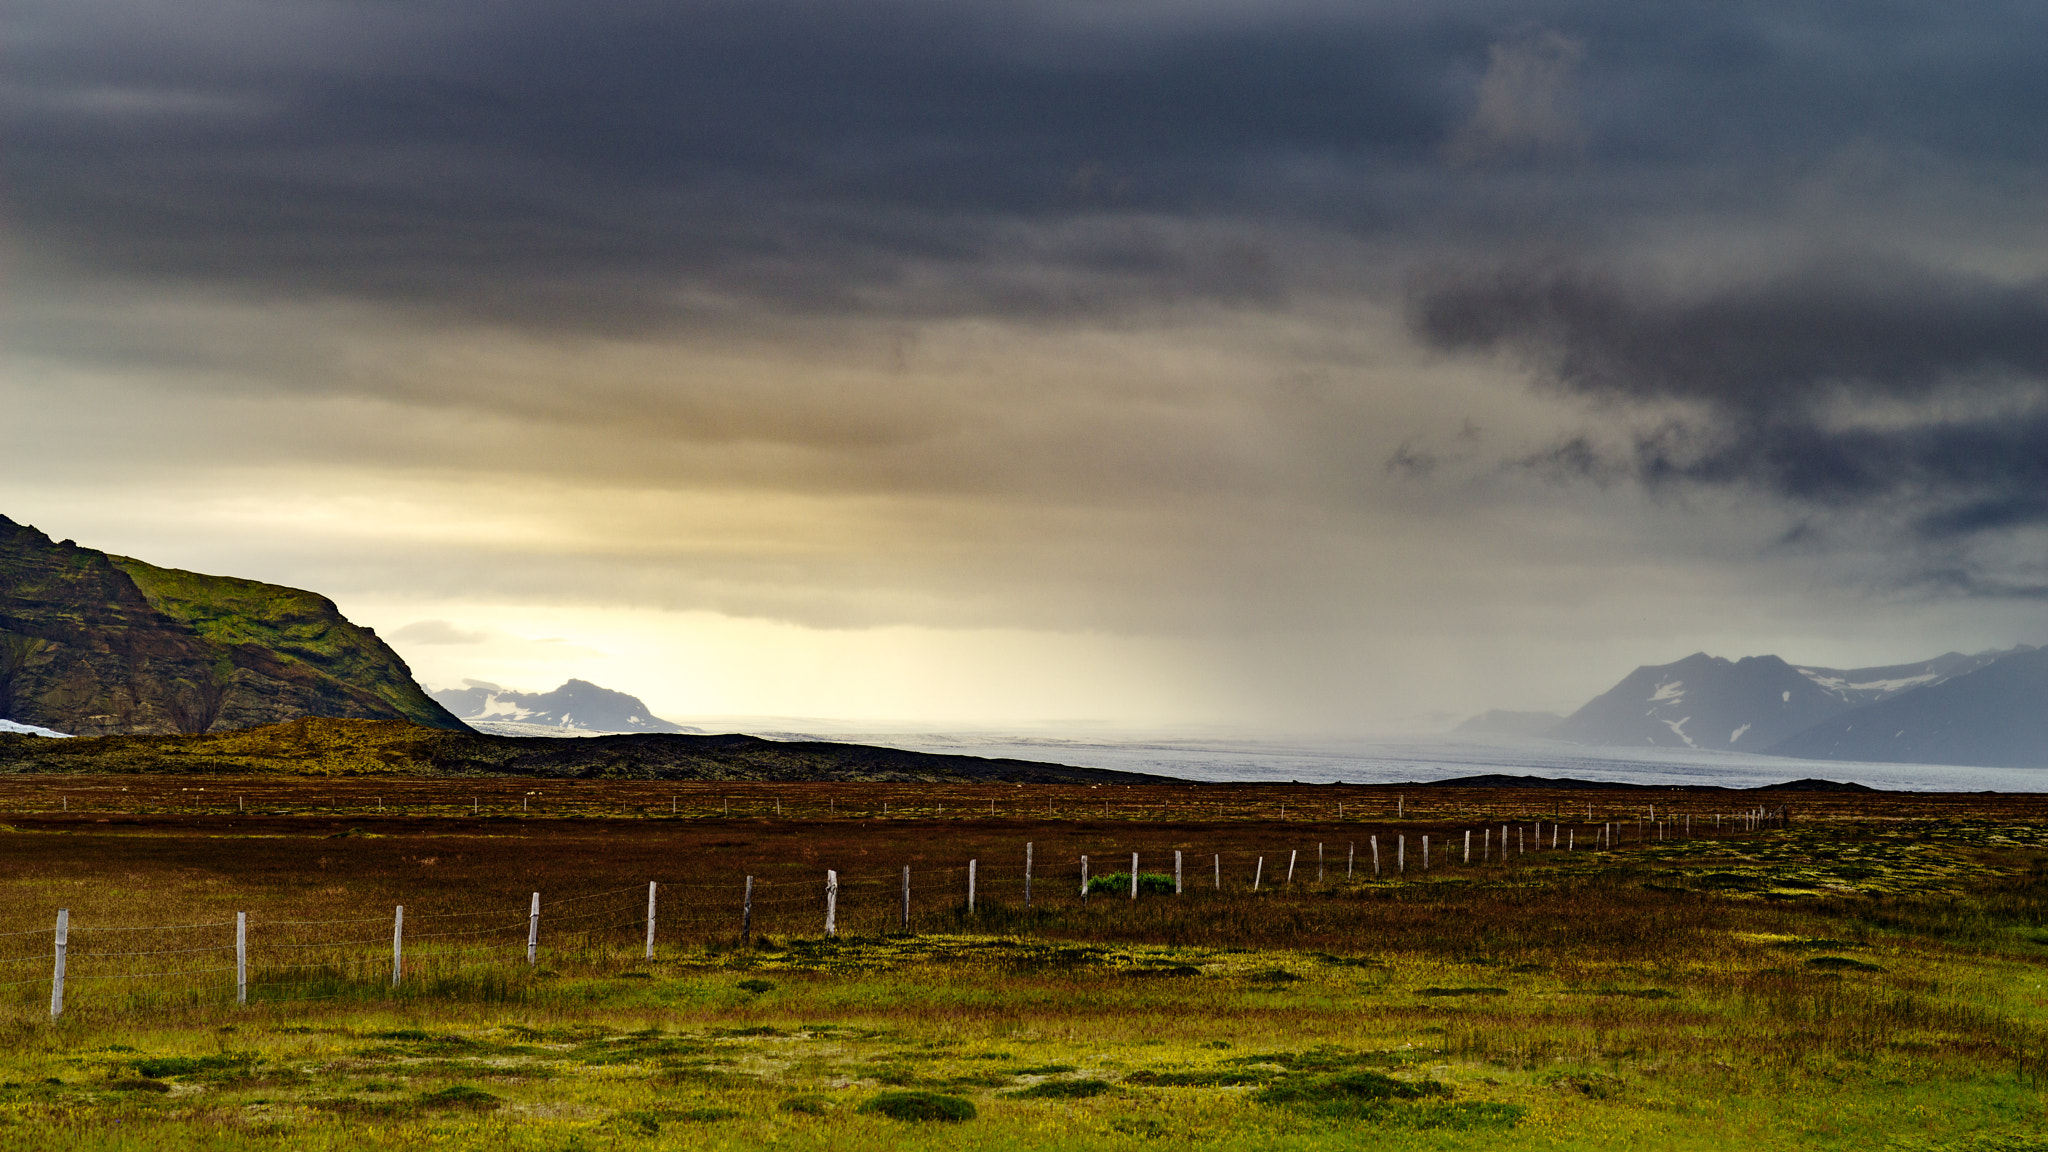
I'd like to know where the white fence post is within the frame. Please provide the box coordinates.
[1464,830,1471,864]
[825,870,838,936]
[1398,835,1406,874]
[1286,850,1297,885]
[1130,852,1139,900]
[391,906,404,988]
[1253,856,1263,892]
[743,876,754,945]
[1025,842,1034,908]
[1174,850,1183,895]
[1317,843,1324,883]
[1371,835,1380,876]
[49,909,67,1020]
[645,882,657,961]
[1348,842,1355,877]
[1423,835,1430,872]
[236,912,247,1006]
[902,866,911,930]
[527,893,540,966]
[968,859,978,913]
[1213,853,1221,889]
[1080,855,1090,899]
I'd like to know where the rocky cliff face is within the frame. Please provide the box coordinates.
[0,516,468,735]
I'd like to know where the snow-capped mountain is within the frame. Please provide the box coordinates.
[1545,645,2042,765]
[430,679,699,737]
[1767,647,2048,767]
[1791,648,2025,709]
[1548,652,1853,751]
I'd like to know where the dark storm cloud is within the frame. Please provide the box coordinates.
[1409,259,2048,550]
[8,0,2047,328]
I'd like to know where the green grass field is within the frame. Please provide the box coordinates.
[0,782,2046,1149]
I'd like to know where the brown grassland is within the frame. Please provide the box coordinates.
[0,776,2044,1149]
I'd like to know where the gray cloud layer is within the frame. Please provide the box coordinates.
[1410,258,2048,591]
[12,0,2044,323]
[7,0,2048,722]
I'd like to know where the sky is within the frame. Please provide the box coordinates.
[5,0,2047,731]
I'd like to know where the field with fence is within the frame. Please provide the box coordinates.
[0,776,2046,1149]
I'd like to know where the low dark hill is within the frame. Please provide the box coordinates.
[1412,773,1875,793]
[0,516,466,736]
[0,717,1179,783]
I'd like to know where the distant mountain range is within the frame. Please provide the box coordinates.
[431,679,699,736]
[0,515,467,736]
[1471,645,2045,768]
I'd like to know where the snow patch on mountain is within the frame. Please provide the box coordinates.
[0,718,71,738]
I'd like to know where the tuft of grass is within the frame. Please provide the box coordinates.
[1256,1071,1450,1106]
[858,1090,977,1122]
[1011,1078,1114,1099]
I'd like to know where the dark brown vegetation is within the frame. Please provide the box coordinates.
[0,717,1177,782]
[3,777,2046,1011]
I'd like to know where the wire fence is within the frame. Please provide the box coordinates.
[0,809,1785,1021]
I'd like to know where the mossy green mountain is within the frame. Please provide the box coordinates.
[0,515,466,735]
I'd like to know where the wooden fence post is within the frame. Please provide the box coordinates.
[900,867,911,930]
[1286,850,1297,885]
[236,912,247,1006]
[1080,855,1090,900]
[1422,835,1429,872]
[391,906,404,988]
[1253,857,1263,892]
[1398,835,1405,874]
[1025,842,1034,908]
[1214,853,1221,889]
[645,882,657,960]
[1371,835,1380,876]
[743,876,753,946]
[1317,843,1325,882]
[969,859,978,913]
[49,909,67,1020]
[527,893,540,966]
[1484,827,1491,862]
[1175,850,1183,894]
[825,870,838,936]
[1464,830,1471,864]
[1347,842,1355,877]
[1130,853,1139,900]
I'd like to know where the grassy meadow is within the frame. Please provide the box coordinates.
[0,779,2044,1149]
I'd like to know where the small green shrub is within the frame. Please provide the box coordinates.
[1014,1064,1076,1075]
[737,978,775,994]
[1416,986,1506,997]
[1256,1071,1450,1107]
[780,1095,832,1115]
[131,1053,256,1079]
[1011,1078,1113,1099]
[858,1091,977,1121]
